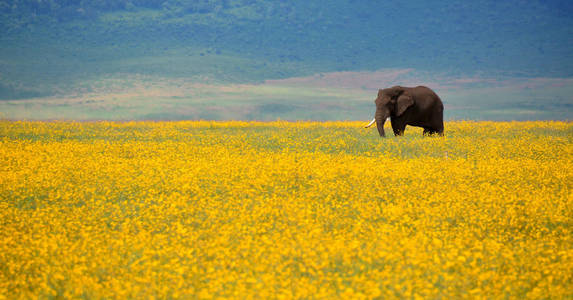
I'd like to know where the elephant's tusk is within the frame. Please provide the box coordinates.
[364,118,376,128]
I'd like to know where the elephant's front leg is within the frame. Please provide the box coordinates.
[391,120,406,136]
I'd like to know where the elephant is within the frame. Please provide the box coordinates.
[364,86,444,137]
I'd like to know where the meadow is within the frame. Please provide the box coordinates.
[0,120,571,299]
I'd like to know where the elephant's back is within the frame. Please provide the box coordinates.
[413,86,442,102]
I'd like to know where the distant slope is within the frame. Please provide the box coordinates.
[0,0,571,120]
[1,70,571,121]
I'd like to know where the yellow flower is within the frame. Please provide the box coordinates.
[0,120,571,299]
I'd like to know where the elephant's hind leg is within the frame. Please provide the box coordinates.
[425,117,444,136]
[435,121,444,136]
[424,126,443,136]
[423,127,432,136]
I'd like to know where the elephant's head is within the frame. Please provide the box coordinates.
[364,86,414,137]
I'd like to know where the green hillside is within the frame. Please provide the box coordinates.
[0,0,571,120]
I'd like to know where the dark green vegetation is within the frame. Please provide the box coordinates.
[0,0,572,120]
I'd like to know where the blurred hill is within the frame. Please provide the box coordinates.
[0,0,572,120]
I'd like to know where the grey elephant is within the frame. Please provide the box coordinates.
[365,86,444,136]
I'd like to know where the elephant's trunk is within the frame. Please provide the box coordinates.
[375,110,388,137]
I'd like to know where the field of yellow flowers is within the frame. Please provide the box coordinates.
[0,120,571,299]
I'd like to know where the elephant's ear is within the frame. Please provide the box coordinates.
[396,94,414,116]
